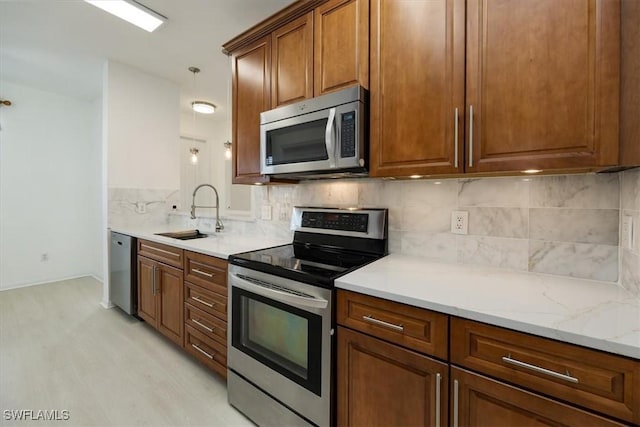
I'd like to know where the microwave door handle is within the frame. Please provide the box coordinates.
[325,107,337,168]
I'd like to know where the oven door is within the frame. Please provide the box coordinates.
[260,101,362,176]
[228,265,333,427]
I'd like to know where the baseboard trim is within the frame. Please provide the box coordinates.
[0,274,101,292]
[100,300,115,309]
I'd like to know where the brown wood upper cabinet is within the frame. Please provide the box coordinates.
[231,36,271,184]
[271,12,313,108]
[314,0,369,96]
[466,0,620,173]
[225,0,369,184]
[370,0,465,177]
[371,0,622,178]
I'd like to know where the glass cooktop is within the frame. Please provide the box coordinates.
[229,243,381,288]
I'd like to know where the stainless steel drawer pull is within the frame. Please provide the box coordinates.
[192,296,214,308]
[192,318,213,333]
[192,268,214,278]
[141,244,179,258]
[191,344,214,359]
[362,315,404,332]
[502,354,579,384]
[435,373,441,427]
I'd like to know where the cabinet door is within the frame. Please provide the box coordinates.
[337,326,448,427]
[465,0,620,173]
[156,263,184,346]
[137,256,157,324]
[451,367,626,427]
[232,36,271,184]
[272,12,313,107]
[369,0,465,177]
[314,0,369,95]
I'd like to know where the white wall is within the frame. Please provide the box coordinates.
[0,80,102,290]
[106,61,180,189]
[102,61,180,305]
[179,112,251,214]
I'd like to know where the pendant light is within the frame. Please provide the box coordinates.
[189,67,215,114]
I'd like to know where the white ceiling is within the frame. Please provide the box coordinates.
[0,0,295,120]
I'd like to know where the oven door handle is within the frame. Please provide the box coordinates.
[231,274,329,309]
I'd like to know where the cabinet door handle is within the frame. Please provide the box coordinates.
[502,354,579,383]
[192,268,214,278]
[454,108,459,168]
[468,105,474,168]
[435,373,441,427]
[141,244,179,258]
[453,379,459,427]
[192,296,214,308]
[362,315,404,332]
[192,318,214,333]
[191,343,214,359]
[152,265,157,295]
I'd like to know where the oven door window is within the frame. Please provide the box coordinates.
[265,118,329,166]
[232,287,322,396]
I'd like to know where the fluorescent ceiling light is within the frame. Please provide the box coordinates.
[84,0,166,33]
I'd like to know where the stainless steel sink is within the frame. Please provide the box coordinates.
[155,230,209,240]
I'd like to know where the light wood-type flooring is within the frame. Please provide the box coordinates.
[0,277,253,426]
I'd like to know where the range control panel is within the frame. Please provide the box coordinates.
[301,211,368,232]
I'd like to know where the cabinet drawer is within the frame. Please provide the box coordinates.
[451,318,640,424]
[184,251,227,295]
[185,282,227,321]
[185,325,227,379]
[451,367,627,427]
[185,303,227,345]
[138,239,183,269]
[337,290,448,360]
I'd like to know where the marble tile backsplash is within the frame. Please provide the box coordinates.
[621,169,640,296]
[243,174,622,282]
[108,188,179,229]
[166,171,640,287]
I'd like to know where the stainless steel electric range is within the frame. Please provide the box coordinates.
[227,207,388,427]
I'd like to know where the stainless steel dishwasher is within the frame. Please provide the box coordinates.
[109,231,137,315]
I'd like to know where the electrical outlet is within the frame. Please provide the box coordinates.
[136,202,146,214]
[622,215,634,250]
[41,253,49,262]
[261,205,272,221]
[451,211,469,235]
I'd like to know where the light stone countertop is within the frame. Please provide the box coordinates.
[336,253,640,359]
[110,226,290,259]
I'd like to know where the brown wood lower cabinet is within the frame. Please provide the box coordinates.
[182,250,229,379]
[336,290,639,427]
[137,255,183,346]
[337,326,448,427]
[451,367,627,427]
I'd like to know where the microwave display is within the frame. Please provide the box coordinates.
[265,118,329,166]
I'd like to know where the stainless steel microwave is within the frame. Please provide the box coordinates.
[260,85,367,178]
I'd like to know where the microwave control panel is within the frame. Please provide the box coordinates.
[340,112,356,158]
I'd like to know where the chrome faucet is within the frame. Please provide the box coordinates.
[190,184,224,232]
